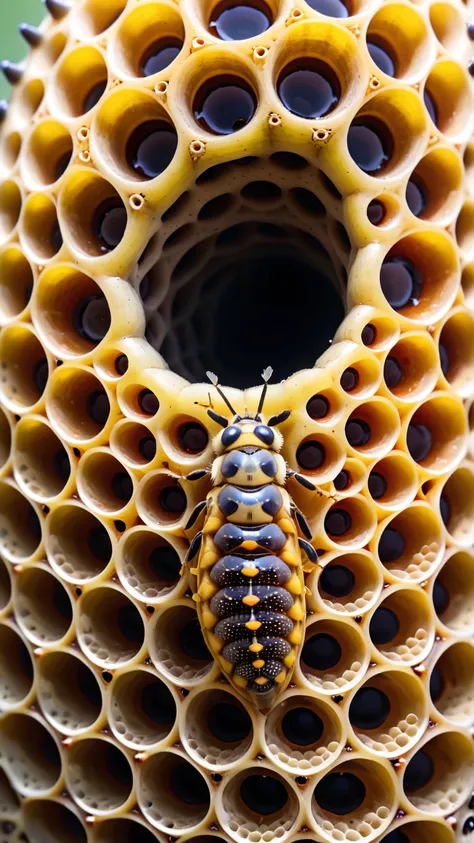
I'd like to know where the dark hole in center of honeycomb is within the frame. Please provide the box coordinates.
[141,217,344,388]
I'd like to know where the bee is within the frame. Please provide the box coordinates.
[185,367,325,708]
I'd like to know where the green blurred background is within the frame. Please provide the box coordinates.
[0,0,44,100]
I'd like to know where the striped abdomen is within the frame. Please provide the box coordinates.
[208,483,302,695]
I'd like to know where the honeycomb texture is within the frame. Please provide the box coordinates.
[1,0,474,842]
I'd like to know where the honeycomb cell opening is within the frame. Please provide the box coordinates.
[263,692,344,775]
[347,667,428,757]
[13,416,72,502]
[77,586,145,668]
[432,550,474,634]
[403,730,474,815]
[14,564,73,645]
[149,603,215,685]
[0,246,33,324]
[311,756,396,842]
[138,750,211,832]
[23,800,87,843]
[430,641,474,724]
[66,737,134,814]
[137,156,348,387]
[0,480,42,562]
[182,686,254,770]
[118,526,186,602]
[91,817,159,843]
[218,766,299,841]
[109,667,177,749]
[368,586,434,664]
[0,556,11,613]
[0,712,62,796]
[0,623,34,708]
[46,502,114,582]
[37,650,103,735]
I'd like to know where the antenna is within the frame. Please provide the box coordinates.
[206,371,237,415]
[257,367,273,418]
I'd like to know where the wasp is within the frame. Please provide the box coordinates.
[185,368,322,707]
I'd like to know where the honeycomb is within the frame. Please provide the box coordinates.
[1,0,474,840]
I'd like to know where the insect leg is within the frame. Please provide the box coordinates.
[288,470,339,502]
[185,500,207,530]
[186,531,203,561]
[185,469,210,481]
[293,507,312,540]
[298,537,318,563]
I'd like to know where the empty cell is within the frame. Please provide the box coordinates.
[111,1,184,78]
[429,641,474,724]
[77,586,145,668]
[46,503,114,582]
[0,623,34,708]
[348,88,426,178]
[403,730,473,815]
[37,650,102,735]
[118,526,185,601]
[0,480,42,562]
[46,366,113,444]
[23,800,87,843]
[182,687,253,769]
[77,449,135,516]
[218,766,298,839]
[138,751,210,832]
[348,667,428,756]
[368,587,434,665]
[0,246,34,323]
[92,817,159,843]
[403,394,467,476]
[34,266,112,359]
[150,604,214,685]
[24,120,73,188]
[264,693,343,775]
[137,471,188,529]
[0,557,11,614]
[424,61,473,139]
[367,452,418,511]
[0,325,49,412]
[0,180,21,241]
[66,737,133,814]
[0,712,62,796]
[111,420,158,468]
[406,147,463,225]
[95,89,178,182]
[120,383,160,420]
[432,550,474,634]
[77,0,127,36]
[300,618,367,693]
[437,309,474,397]
[314,550,382,616]
[14,565,73,645]
[52,46,108,118]
[193,75,257,135]
[14,417,72,502]
[345,398,400,457]
[21,194,62,262]
[366,5,432,82]
[312,757,396,841]
[109,668,177,749]
[323,496,377,549]
[60,171,127,257]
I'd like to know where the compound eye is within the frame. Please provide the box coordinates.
[255,425,274,445]
[222,425,242,447]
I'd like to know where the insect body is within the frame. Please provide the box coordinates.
[186,369,319,708]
